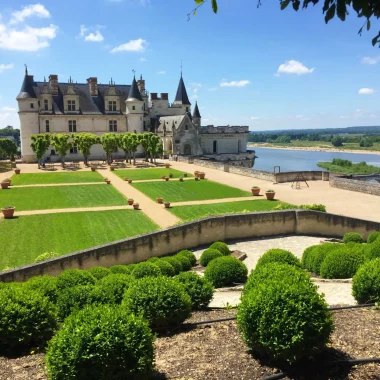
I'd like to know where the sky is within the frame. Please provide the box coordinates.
[0,0,380,131]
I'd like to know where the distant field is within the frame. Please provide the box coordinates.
[0,184,128,211]
[0,210,158,270]
[132,180,251,202]
[114,168,192,181]
[318,161,380,175]
[250,141,380,151]
[168,200,283,222]
[11,172,104,185]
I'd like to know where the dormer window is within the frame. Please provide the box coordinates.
[185,125,188,131]
[30,103,34,109]
[44,99,49,111]
[109,101,117,112]
[68,100,76,112]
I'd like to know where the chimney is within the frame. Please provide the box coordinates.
[87,77,98,96]
[137,76,145,93]
[160,93,168,101]
[151,93,158,100]
[49,74,59,95]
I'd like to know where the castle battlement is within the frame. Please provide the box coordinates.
[200,126,249,134]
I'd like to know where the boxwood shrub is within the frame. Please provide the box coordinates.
[209,241,231,256]
[174,254,192,271]
[352,258,380,304]
[177,250,197,266]
[366,241,380,260]
[46,305,154,380]
[200,248,223,267]
[98,274,135,304]
[56,269,96,292]
[367,231,380,244]
[132,262,161,279]
[147,257,160,263]
[237,277,333,365]
[24,275,59,303]
[302,243,341,275]
[161,256,182,275]
[175,272,214,310]
[154,259,175,277]
[204,256,248,288]
[0,287,57,354]
[301,245,319,271]
[256,249,301,270]
[109,264,134,275]
[343,232,363,244]
[122,277,191,330]
[87,266,110,280]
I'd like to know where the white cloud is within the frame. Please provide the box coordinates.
[79,25,104,42]
[1,106,16,112]
[157,70,166,75]
[191,83,202,88]
[85,31,104,42]
[358,88,376,95]
[0,106,17,125]
[220,80,250,88]
[277,60,314,75]
[0,63,13,73]
[361,56,380,65]
[208,87,218,92]
[140,57,147,62]
[10,3,50,24]
[111,38,147,53]
[250,117,260,120]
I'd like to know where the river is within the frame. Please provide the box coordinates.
[252,147,380,172]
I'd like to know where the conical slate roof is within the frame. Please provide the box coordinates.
[192,101,201,118]
[174,74,191,105]
[17,68,36,99]
[127,76,143,102]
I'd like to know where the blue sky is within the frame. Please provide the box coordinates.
[0,0,379,131]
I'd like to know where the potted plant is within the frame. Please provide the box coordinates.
[195,177,200,181]
[91,166,96,172]
[169,173,173,178]
[165,177,169,181]
[265,189,276,200]
[165,163,170,169]
[124,177,129,181]
[1,181,10,189]
[161,175,166,180]
[179,177,184,182]
[3,178,11,186]
[194,170,200,177]
[2,206,15,218]
[110,166,115,171]
[128,179,133,184]
[164,201,171,208]
[14,168,21,174]
[133,202,139,210]
[128,198,134,205]
[105,179,111,184]
[251,186,261,196]
[183,173,188,177]
[157,197,163,204]
[199,172,206,179]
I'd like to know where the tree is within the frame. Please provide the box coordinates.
[30,134,51,168]
[0,138,17,160]
[0,127,20,146]
[360,137,373,147]
[331,135,343,147]
[72,133,100,166]
[101,133,119,165]
[138,133,151,162]
[147,134,161,164]
[118,133,132,163]
[190,0,380,46]
[129,133,141,165]
[51,134,73,167]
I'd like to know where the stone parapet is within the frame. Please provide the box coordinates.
[330,175,380,196]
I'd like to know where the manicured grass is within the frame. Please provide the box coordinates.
[11,172,104,185]
[132,180,251,202]
[168,200,283,222]
[0,184,128,211]
[0,210,158,270]
[114,168,192,181]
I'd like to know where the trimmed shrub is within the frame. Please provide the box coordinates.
[161,256,182,275]
[147,257,160,263]
[204,256,248,288]
[132,262,161,279]
[46,305,154,379]
[175,254,192,271]
[109,264,133,275]
[301,245,319,272]
[56,269,96,292]
[256,249,301,270]
[209,241,230,256]
[366,241,380,260]
[34,251,59,263]
[352,258,380,303]
[237,278,333,365]
[175,272,214,310]
[367,231,380,244]
[200,248,223,267]
[87,266,110,280]
[343,232,363,244]
[98,274,135,304]
[300,204,326,212]
[122,277,191,330]
[177,250,197,266]
[24,275,59,303]
[302,243,341,275]
[320,248,366,279]
[154,259,175,277]
[0,287,57,354]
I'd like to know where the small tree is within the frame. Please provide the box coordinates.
[331,136,343,147]
[72,133,100,166]
[101,133,119,165]
[139,133,150,162]
[147,134,160,164]
[0,138,17,160]
[51,134,73,168]
[30,134,51,168]
[129,133,140,165]
[118,133,132,163]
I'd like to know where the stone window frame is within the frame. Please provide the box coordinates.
[68,120,77,133]
[68,100,76,112]
[108,100,117,112]
[45,120,50,133]
[109,120,117,132]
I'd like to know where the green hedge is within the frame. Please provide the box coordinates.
[132,262,161,279]
[160,257,182,275]
[302,243,341,275]
[24,275,59,304]
[367,231,380,244]
[256,249,301,270]
[154,259,175,277]
[174,254,192,271]
[177,250,197,266]
[98,274,135,304]
[56,269,96,292]
[200,248,223,267]
[87,266,110,280]
[366,241,380,260]
[109,264,134,275]
[352,258,380,304]
[209,241,231,256]
[342,232,363,244]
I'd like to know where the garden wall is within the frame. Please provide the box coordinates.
[330,175,380,196]
[1,210,379,283]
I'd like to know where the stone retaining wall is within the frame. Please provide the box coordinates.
[1,210,379,283]
[330,175,380,196]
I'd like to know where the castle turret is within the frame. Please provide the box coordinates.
[192,101,201,130]
[126,75,144,133]
[173,73,191,113]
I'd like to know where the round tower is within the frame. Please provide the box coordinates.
[126,75,144,134]
[192,101,201,131]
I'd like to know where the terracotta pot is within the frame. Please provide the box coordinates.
[164,202,171,208]
[161,176,166,180]
[2,207,15,218]
[165,177,169,181]
[179,178,184,182]
[133,204,139,210]
[91,167,96,172]
[184,173,188,177]
[105,180,111,184]
[195,177,200,181]
[265,192,276,200]
[194,171,199,177]
[165,164,170,168]
[124,177,129,181]
[128,179,133,184]
[128,199,134,205]
[1,182,9,189]
[199,173,205,179]
[14,169,21,174]
[251,188,260,196]
[3,179,11,185]
[104,178,108,182]
[110,167,115,171]
[157,197,163,204]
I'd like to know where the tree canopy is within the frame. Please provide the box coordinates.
[30,134,51,168]
[51,134,73,167]
[72,133,100,166]
[0,138,17,160]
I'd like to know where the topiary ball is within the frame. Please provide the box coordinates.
[366,241,380,260]
[367,231,380,244]
[209,241,231,256]
[56,269,96,292]
[122,277,191,330]
[109,264,134,275]
[161,256,182,275]
[0,286,57,354]
[174,254,192,271]
[301,245,319,272]
[256,249,301,270]
[98,274,135,304]
[147,257,160,263]
[343,232,363,244]
[87,266,110,280]
[200,248,223,267]
[46,305,154,379]
[204,256,248,288]
[24,275,59,303]
[177,250,197,266]
[352,258,380,304]
[154,259,175,277]
[302,243,341,275]
[132,262,161,279]
[175,272,214,310]
[237,277,333,365]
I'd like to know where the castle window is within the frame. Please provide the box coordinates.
[186,107,189,112]
[30,103,34,109]
[108,101,117,112]
[68,120,77,132]
[45,120,50,133]
[44,99,49,111]
[109,120,117,132]
[185,125,188,131]
[70,144,78,154]
[68,100,76,112]
[51,149,55,155]
[132,106,135,111]
[213,140,218,154]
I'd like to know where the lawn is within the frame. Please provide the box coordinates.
[168,200,283,221]
[10,172,104,185]
[132,180,251,202]
[0,184,128,211]
[114,168,192,181]
[0,210,158,270]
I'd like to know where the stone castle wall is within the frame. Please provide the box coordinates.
[330,175,380,196]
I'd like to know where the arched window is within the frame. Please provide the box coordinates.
[213,140,217,153]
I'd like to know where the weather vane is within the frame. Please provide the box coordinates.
[132,69,135,76]
[24,64,28,75]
